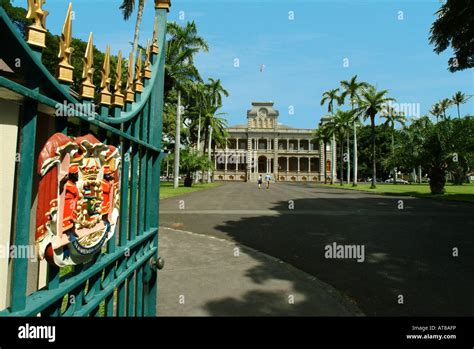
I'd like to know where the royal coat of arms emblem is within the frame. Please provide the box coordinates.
[36,133,121,267]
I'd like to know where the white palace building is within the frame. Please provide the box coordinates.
[212,102,336,182]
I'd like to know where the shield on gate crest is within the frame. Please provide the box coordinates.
[35,133,121,267]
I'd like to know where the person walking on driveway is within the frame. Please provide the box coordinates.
[265,173,272,189]
[258,174,263,189]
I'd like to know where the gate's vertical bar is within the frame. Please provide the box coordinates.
[129,114,142,240]
[127,272,136,316]
[105,106,123,317]
[10,98,38,313]
[120,103,133,247]
[138,99,149,236]
[144,3,168,316]
[138,153,147,235]
[136,266,143,316]
[117,113,132,315]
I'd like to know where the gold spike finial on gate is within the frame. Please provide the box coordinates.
[134,48,144,93]
[112,51,125,108]
[26,0,49,48]
[99,46,112,106]
[155,0,171,11]
[144,40,152,79]
[57,3,74,83]
[80,32,96,99]
[125,51,135,102]
[152,21,159,55]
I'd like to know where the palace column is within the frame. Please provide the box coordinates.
[308,157,311,173]
[297,139,300,152]
[287,139,289,151]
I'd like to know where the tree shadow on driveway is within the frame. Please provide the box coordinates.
[202,243,362,316]
[209,197,474,316]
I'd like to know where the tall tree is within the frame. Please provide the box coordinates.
[357,86,395,188]
[429,0,474,72]
[202,102,229,157]
[381,106,406,184]
[314,123,333,184]
[193,82,207,152]
[165,21,208,188]
[340,75,369,186]
[451,91,470,118]
[320,88,342,184]
[333,110,355,185]
[202,78,229,159]
[203,104,228,183]
[207,78,229,107]
[438,98,452,120]
[320,88,341,115]
[119,0,145,77]
[430,103,443,123]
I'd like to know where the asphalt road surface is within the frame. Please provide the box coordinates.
[159,182,474,316]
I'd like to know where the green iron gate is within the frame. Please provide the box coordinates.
[0,0,170,316]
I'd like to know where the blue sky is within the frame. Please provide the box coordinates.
[43,0,473,128]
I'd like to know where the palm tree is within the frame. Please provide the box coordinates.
[202,79,229,159]
[119,0,145,78]
[166,21,209,61]
[320,88,341,115]
[190,82,207,153]
[202,103,229,155]
[430,103,442,123]
[438,98,452,120]
[314,123,332,184]
[451,91,470,118]
[203,103,229,182]
[165,22,208,188]
[381,106,406,184]
[185,79,229,183]
[207,78,229,107]
[333,110,355,185]
[185,82,210,182]
[320,88,342,184]
[180,151,214,187]
[357,86,395,188]
[340,75,369,186]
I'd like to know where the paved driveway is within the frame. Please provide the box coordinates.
[159,182,474,316]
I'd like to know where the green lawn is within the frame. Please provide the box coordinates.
[319,183,474,203]
[160,181,221,199]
